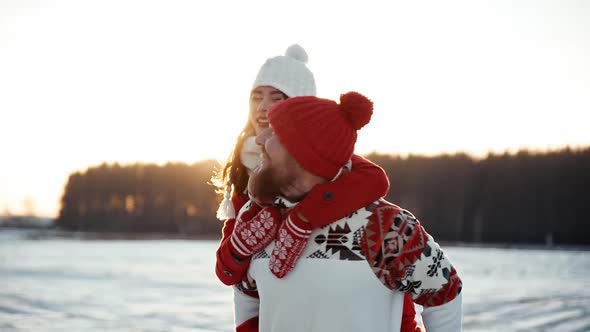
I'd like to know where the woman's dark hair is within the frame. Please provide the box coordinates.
[213,121,254,199]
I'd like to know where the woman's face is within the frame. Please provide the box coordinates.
[249,86,287,135]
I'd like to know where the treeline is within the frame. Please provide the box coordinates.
[56,147,590,245]
[57,161,221,235]
[367,147,589,245]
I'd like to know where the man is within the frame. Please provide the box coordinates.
[231,92,463,332]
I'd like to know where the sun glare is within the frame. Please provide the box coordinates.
[1,1,589,217]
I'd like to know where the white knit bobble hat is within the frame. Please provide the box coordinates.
[252,44,317,97]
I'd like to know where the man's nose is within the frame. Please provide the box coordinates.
[255,128,272,145]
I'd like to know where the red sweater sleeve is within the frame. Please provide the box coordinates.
[362,202,462,307]
[236,316,259,332]
[291,154,390,229]
[215,194,251,285]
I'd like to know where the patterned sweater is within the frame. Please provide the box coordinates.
[234,199,463,332]
[216,155,389,285]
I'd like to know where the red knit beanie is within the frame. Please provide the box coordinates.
[267,91,373,179]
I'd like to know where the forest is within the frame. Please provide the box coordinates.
[56,147,589,245]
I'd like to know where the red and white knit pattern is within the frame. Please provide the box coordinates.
[269,214,312,278]
[237,199,463,332]
[230,206,281,258]
[360,201,462,307]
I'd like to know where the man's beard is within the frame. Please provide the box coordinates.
[248,163,295,204]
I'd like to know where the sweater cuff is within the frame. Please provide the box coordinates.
[236,316,259,332]
[289,210,313,232]
[216,239,251,284]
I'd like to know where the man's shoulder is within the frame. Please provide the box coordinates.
[330,200,421,242]
[362,199,416,221]
[366,199,400,211]
[360,200,423,246]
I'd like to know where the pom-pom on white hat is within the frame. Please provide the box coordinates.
[252,44,317,97]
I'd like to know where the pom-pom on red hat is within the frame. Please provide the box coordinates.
[267,91,373,179]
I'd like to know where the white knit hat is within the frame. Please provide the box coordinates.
[252,44,317,97]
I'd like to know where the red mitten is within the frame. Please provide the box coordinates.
[230,203,282,259]
[269,212,312,278]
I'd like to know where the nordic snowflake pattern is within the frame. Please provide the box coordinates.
[250,220,265,239]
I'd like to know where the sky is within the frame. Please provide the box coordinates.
[1,0,589,217]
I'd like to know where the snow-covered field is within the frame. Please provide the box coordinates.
[1,229,588,332]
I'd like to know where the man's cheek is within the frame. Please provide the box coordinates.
[248,167,281,202]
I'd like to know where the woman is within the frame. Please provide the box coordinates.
[213,45,419,332]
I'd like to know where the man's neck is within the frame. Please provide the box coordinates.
[275,161,352,206]
[280,172,327,203]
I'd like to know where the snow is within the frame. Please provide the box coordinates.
[0,229,588,332]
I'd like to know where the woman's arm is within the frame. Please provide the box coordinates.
[216,197,282,285]
[291,154,390,228]
[215,195,251,285]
